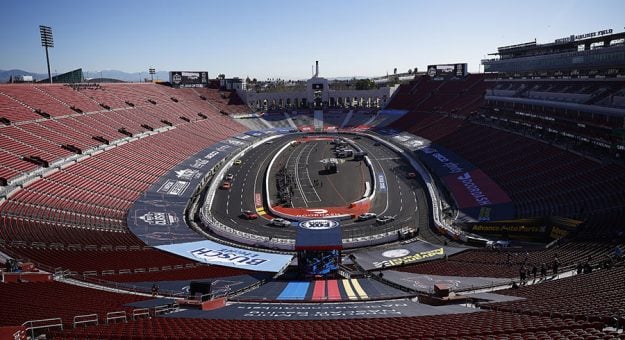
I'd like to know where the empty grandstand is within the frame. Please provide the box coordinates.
[1,4,625,339]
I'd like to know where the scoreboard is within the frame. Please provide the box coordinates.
[426,63,468,79]
[169,71,209,88]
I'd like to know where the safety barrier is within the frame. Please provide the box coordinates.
[105,311,127,324]
[263,136,376,221]
[22,318,62,340]
[200,131,459,250]
[72,314,98,328]
[131,308,150,320]
[360,132,471,242]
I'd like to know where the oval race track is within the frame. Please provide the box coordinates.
[209,133,430,244]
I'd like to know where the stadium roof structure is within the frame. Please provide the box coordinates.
[38,68,84,84]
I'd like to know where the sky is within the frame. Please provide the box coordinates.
[1,0,624,80]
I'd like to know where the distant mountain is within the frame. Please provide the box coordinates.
[327,76,370,81]
[83,70,170,82]
[1,69,373,84]
[0,69,171,83]
[0,69,47,83]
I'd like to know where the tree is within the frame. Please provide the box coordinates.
[355,78,376,90]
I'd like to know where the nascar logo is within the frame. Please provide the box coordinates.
[138,211,178,226]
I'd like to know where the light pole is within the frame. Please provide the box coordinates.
[39,25,54,83]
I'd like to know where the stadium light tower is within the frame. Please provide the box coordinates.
[39,25,54,84]
[149,68,155,82]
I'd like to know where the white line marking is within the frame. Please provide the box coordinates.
[293,144,311,206]
[358,142,390,215]
[374,157,402,161]
[303,143,321,203]
[253,144,280,208]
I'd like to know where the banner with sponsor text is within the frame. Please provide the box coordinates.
[126,135,256,246]
[156,240,293,272]
[352,241,466,271]
[415,143,515,222]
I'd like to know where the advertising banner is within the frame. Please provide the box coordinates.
[374,127,403,136]
[126,196,205,246]
[417,145,475,178]
[390,133,431,151]
[164,301,451,320]
[233,133,258,143]
[244,130,267,137]
[460,204,516,222]
[415,143,515,222]
[144,142,232,201]
[127,138,241,246]
[156,240,293,272]
[295,220,343,250]
[169,71,209,88]
[442,169,511,209]
[263,127,297,134]
[468,220,551,242]
[352,241,465,271]
[426,64,468,79]
[466,217,580,242]
[382,271,510,293]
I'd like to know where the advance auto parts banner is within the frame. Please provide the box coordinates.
[468,222,551,242]
[467,217,580,242]
[156,240,293,272]
[353,242,465,271]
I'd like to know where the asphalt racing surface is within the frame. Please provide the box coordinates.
[268,136,367,208]
[210,133,430,242]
